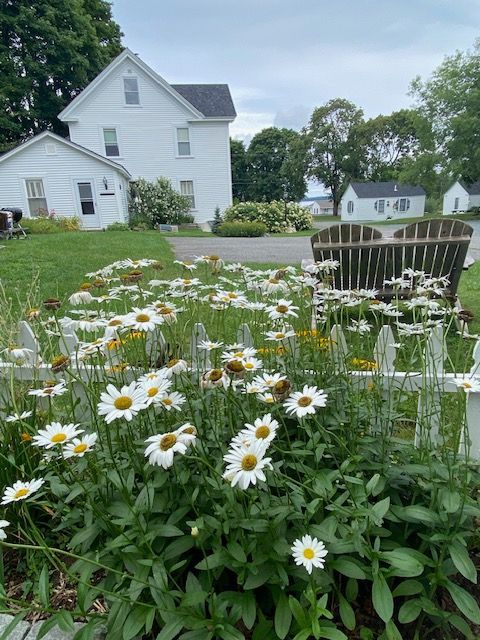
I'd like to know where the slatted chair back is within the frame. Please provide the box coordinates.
[311,219,473,298]
[392,219,473,297]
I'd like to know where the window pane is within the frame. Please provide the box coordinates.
[180,181,195,208]
[105,144,119,157]
[124,78,138,92]
[177,128,189,142]
[28,198,48,217]
[103,129,117,144]
[81,201,95,215]
[178,141,191,156]
[378,199,385,213]
[78,183,93,200]
[125,91,139,105]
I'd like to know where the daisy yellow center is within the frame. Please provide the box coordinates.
[228,292,238,299]
[74,444,88,454]
[303,548,315,560]
[269,278,279,284]
[162,398,173,406]
[274,380,288,393]
[136,314,150,323]
[168,359,179,368]
[209,369,223,382]
[183,279,192,285]
[276,305,288,314]
[51,433,67,443]
[21,433,32,442]
[183,426,195,435]
[244,362,255,370]
[14,488,29,499]
[109,319,122,326]
[227,360,244,373]
[159,307,173,314]
[234,351,244,358]
[255,426,270,439]
[160,434,177,450]
[275,333,285,339]
[147,387,159,397]
[241,454,257,471]
[114,396,133,410]
[463,382,472,389]
[209,255,220,261]
[43,388,54,395]
[298,396,312,407]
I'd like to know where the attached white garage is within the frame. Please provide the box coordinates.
[0,131,131,229]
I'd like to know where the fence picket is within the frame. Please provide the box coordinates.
[374,326,396,373]
[330,325,348,370]
[190,323,211,370]
[18,321,41,364]
[237,324,254,348]
[415,326,445,449]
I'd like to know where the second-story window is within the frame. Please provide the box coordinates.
[177,128,191,156]
[123,77,140,105]
[180,180,195,208]
[103,128,120,157]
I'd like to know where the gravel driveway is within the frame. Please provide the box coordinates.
[166,220,480,265]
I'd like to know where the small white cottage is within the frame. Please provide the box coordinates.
[340,182,426,222]
[299,196,336,216]
[0,132,131,229]
[443,181,480,215]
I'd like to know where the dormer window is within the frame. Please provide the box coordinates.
[123,77,139,105]
[177,128,191,156]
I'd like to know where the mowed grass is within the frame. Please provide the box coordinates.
[1,230,479,335]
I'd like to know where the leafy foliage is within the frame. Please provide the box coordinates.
[223,201,312,232]
[129,177,193,228]
[216,221,267,236]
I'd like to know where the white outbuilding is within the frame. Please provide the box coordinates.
[341,182,426,222]
[0,131,131,229]
[443,181,480,215]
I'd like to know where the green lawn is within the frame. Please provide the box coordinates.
[1,230,479,334]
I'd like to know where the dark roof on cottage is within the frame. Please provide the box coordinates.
[171,84,236,118]
[350,181,426,198]
[460,180,480,195]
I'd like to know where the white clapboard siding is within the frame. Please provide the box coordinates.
[1,321,479,458]
[65,56,232,222]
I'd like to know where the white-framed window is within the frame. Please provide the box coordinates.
[399,198,410,212]
[103,128,120,157]
[180,180,195,209]
[347,201,354,214]
[25,179,48,216]
[123,77,140,105]
[375,199,385,214]
[177,128,191,156]
[454,197,460,210]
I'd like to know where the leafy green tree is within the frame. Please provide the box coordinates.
[0,0,122,151]
[230,138,248,202]
[129,177,192,228]
[303,99,365,216]
[411,39,480,182]
[245,127,306,202]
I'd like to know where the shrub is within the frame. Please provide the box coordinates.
[224,200,313,232]
[105,222,130,231]
[129,177,192,228]
[22,215,80,234]
[211,206,224,234]
[217,220,267,237]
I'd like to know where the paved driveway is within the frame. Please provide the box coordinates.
[166,220,480,265]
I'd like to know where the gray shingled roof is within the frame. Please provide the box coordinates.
[460,180,480,195]
[171,84,236,118]
[350,181,426,198]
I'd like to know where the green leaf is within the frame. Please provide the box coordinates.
[164,537,195,562]
[448,613,475,639]
[156,524,184,537]
[449,542,477,583]
[289,596,308,628]
[123,606,149,640]
[385,620,403,640]
[227,541,247,564]
[274,593,292,640]
[195,552,226,571]
[241,591,256,629]
[398,599,422,624]
[156,618,185,640]
[331,557,367,579]
[396,505,439,525]
[382,549,424,577]
[0,611,27,640]
[38,563,50,607]
[244,564,274,589]
[292,631,311,640]
[319,629,348,640]
[36,617,61,640]
[439,489,461,513]
[338,594,356,630]
[392,579,424,597]
[372,573,393,623]
[371,497,390,523]
[445,581,480,624]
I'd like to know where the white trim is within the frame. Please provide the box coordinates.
[122,75,141,106]
[178,179,196,211]
[73,177,102,228]
[58,49,204,122]
[174,126,194,158]
[0,132,131,179]
[100,125,123,159]
[23,177,50,217]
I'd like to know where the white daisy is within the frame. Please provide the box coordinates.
[452,377,480,393]
[5,410,33,423]
[63,433,98,458]
[159,391,186,411]
[144,430,193,469]
[264,328,296,342]
[253,372,287,388]
[3,346,35,365]
[1,478,45,505]
[257,392,276,404]
[266,300,299,321]
[347,319,372,335]
[32,422,83,449]
[200,369,231,390]
[244,381,268,394]
[28,381,67,398]
[0,520,9,540]
[161,359,189,378]
[124,307,163,332]
[243,357,263,373]
[238,414,279,445]
[223,439,273,490]
[221,347,257,362]
[69,290,94,305]
[284,385,328,418]
[291,535,328,574]
[141,377,172,405]
[97,382,148,423]
[197,340,224,351]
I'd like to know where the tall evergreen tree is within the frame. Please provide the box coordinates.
[230,138,248,202]
[0,0,122,150]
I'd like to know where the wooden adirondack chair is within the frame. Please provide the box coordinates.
[310,219,473,299]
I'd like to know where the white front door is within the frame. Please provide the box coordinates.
[75,180,100,228]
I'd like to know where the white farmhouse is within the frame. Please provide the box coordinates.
[341,182,426,222]
[0,48,236,228]
[443,181,480,215]
[0,131,130,229]
[299,196,335,216]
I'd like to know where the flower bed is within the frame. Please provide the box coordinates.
[1,258,480,639]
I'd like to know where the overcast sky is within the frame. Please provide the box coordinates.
[111,0,479,143]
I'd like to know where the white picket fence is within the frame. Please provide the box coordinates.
[1,320,480,459]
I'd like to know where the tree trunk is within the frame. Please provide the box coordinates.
[333,200,339,216]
